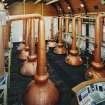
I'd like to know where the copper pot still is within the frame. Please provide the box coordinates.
[65,16,82,66]
[85,14,105,79]
[48,16,56,48]
[18,19,30,60]
[20,19,37,76]
[23,17,59,105]
[54,16,66,54]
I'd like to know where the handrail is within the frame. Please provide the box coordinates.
[8,14,41,21]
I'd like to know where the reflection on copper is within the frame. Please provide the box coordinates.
[85,14,105,79]
[17,19,27,51]
[23,17,59,105]
[20,19,37,76]
[54,16,66,54]
[65,16,82,66]
[48,16,56,48]
[18,19,30,60]
[0,26,5,76]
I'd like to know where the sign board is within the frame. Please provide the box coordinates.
[72,79,105,105]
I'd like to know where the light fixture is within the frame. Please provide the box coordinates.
[45,0,59,5]
[67,6,71,10]
[80,3,84,7]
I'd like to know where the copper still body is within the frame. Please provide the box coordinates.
[54,16,66,54]
[18,19,29,60]
[23,17,59,105]
[85,14,105,79]
[48,17,56,48]
[17,20,27,51]
[65,16,82,66]
[20,19,37,76]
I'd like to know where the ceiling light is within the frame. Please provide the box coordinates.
[80,3,84,7]
[67,6,71,10]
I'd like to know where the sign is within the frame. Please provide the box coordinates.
[72,79,105,105]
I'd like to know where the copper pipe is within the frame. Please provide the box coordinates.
[25,19,31,46]
[28,19,32,48]
[58,16,62,43]
[23,19,27,42]
[71,16,76,50]
[78,17,82,36]
[65,15,69,33]
[30,19,35,55]
[27,19,32,55]
[25,19,28,46]
[35,17,48,82]
[0,26,5,76]
[94,14,102,63]
[9,14,41,21]
[50,16,54,40]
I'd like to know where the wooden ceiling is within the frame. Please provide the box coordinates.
[2,0,105,14]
